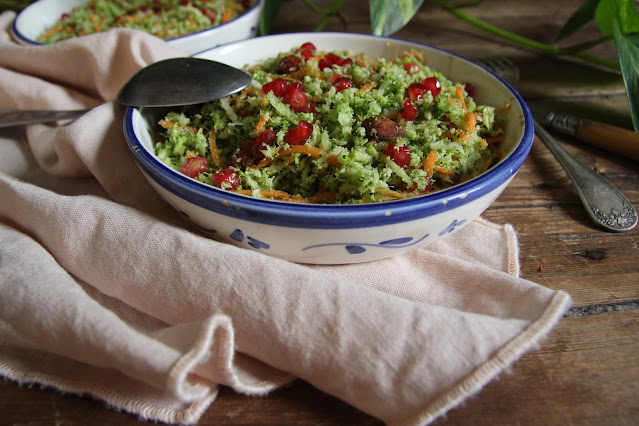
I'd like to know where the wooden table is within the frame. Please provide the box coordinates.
[2,0,638,424]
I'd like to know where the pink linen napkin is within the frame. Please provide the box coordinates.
[0,11,571,425]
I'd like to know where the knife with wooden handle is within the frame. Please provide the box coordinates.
[530,106,639,162]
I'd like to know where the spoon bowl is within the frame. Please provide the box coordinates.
[116,57,252,107]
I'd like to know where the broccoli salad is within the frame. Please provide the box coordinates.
[154,42,506,204]
[38,0,251,43]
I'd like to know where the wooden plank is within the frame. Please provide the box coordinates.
[432,310,639,425]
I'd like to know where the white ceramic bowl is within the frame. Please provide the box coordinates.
[124,32,534,264]
[11,0,264,55]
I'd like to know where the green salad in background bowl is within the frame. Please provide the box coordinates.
[11,0,264,54]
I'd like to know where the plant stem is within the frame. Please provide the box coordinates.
[429,0,620,70]
[302,0,345,16]
[302,0,345,31]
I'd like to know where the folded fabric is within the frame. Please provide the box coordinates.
[0,11,571,426]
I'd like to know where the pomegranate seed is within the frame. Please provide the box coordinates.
[422,77,441,96]
[385,142,411,168]
[298,42,316,59]
[211,168,240,190]
[283,82,310,112]
[300,42,316,52]
[336,57,352,67]
[333,76,352,92]
[463,82,474,97]
[262,78,288,97]
[400,99,418,122]
[276,55,302,74]
[178,156,208,178]
[60,13,70,21]
[324,53,342,65]
[403,62,419,74]
[252,129,277,159]
[318,58,333,70]
[408,83,427,101]
[285,120,313,145]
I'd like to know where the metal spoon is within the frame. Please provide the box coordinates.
[0,57,252,128]
[534,121,637,232]
[476,57,637,232]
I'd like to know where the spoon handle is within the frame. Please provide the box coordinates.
[0,109,89,128]
[534,120,637,232]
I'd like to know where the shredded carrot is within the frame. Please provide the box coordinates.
[280,75,304,84]
[259,97,269,107]
[359,82,377,92]
[456,86,467,111]
[40,25,63,40]
[495,103,511,115]
[423,150,437,177]
[254,145,341,169]
[480,139,488,148]
[221,10,233,23]
[376,188,409,199]
[158,119,199,133]
[480,158,492,173]
[186,150,197,158]
[253,116,267,135]
[232,189,309,203]
[290,66,321,80]
[459,112,477,142]
[435,165,455,176]
[208,130,221,167]
[90,12,101,32]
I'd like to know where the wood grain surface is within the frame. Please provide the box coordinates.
[2,0,638,424]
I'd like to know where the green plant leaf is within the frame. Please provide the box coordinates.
[612,18,639,130]
[555,0,599,41]
[370,0,424,36]
[595,0,639,36]
[260,0,282,35]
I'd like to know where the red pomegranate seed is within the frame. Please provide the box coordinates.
[408,83,427,101]
[298,42,316,59]
[463,82,474,97]
[60,13,70,21]
[384,142,411,167]
[285,120,313,145]
[283,82,310,112]
[336,57,352,67]
[324,53,341,65]
[403,62,419,74]
[318,58,331,70]
[211,168,240,190]
[276,55,302,74]
[401,99,418,122]
[178,156,208,178]
[422,77,441,96]
[300,42,316,52]
[252,129,277,159]
[262,78,288,97]
[333,76,352,92]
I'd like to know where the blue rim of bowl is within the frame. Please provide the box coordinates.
[124,35,534,230]
[11,0,264,46]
